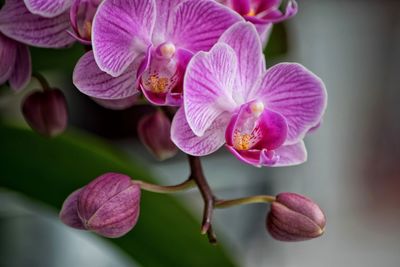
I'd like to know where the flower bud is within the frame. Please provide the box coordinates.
[22,89,68,137]
[266,192,326,241]
[138,110,178,160]
[59,173,141,238]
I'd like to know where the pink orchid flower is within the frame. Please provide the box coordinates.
[171,22,327,167]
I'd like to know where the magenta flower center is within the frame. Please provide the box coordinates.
[232,101,264,151]
[141,42,179,95]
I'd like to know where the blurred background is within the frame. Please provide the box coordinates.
[1,0,400,266]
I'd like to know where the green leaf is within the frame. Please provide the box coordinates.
[0,124,237,267]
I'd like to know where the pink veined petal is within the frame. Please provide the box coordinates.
[271,141,307,167]
[92,0,156,76]
[152,0,184,43]
[73,51,141,100]
[0,0,75,48]
[184,43,237,136]
[231,0,251,15]
[219,22,265,104]
[169,0,243,52]
[24,0,74,18]
[226,141,306,167]
[9,43,32,92]
[0,33,17,84]
[254,63,327,145]
[171,108,230,156]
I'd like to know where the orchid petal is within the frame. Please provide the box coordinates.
[153,0,183,43]
[0,33,16,84]
[226,141,306,167]
[0,0,75,48]
[254,63,327,144]
[73,51,140,100]
[169,0,242,52]
[271,141,307,166]
[219,22,264,103]
[24,0,73,18]
[171,108,229,156]
[9,43,32,91]
[184,43,237,136]
[92,0,155,76]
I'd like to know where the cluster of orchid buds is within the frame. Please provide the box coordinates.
[1,0,327,244]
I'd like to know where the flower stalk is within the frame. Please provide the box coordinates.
[32,72,50,91]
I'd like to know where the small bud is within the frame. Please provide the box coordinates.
[266,192,326,242]
[138,110,178,160]
[22,89,68,137]
[59,173,141,238]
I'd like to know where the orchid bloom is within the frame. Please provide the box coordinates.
[23,0,74,18]
[171,22,327,167]
[219,0,297,44]
[73,0,243,108]
[0,0,75,91]
[69,0,102,44]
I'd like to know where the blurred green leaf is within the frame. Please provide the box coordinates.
[264,23,289,60]
[0,124,237,267]
[30,43,84,72]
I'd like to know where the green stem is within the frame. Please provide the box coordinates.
[215,195,276,209]
[32,72,51,91]
[133,178,196,193]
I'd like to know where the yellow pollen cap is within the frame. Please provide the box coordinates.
[160,43,176,59]
[250,101,264,117]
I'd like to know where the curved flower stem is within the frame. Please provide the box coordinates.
[134,178,196,193]
[32,72,51,91]
[188,155,217,244]
[215,195,276,209]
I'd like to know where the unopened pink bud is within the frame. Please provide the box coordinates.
[138,110,177,160]
[267,192,326,241]
[22,89,68,137]
[59,173,141,238]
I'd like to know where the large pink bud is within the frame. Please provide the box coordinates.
[60,173,141,238]
[267,192,326,241]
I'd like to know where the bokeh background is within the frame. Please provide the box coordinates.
[1,0,400,266]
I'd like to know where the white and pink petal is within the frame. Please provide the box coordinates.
[219,22,264,103]
[254,63,327,145]
[169,0,242,53]
[184,43,237,136]
[73,51,140,100]
[92,0,155,76]
[171,108,230,156]
[24,0,73,18]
